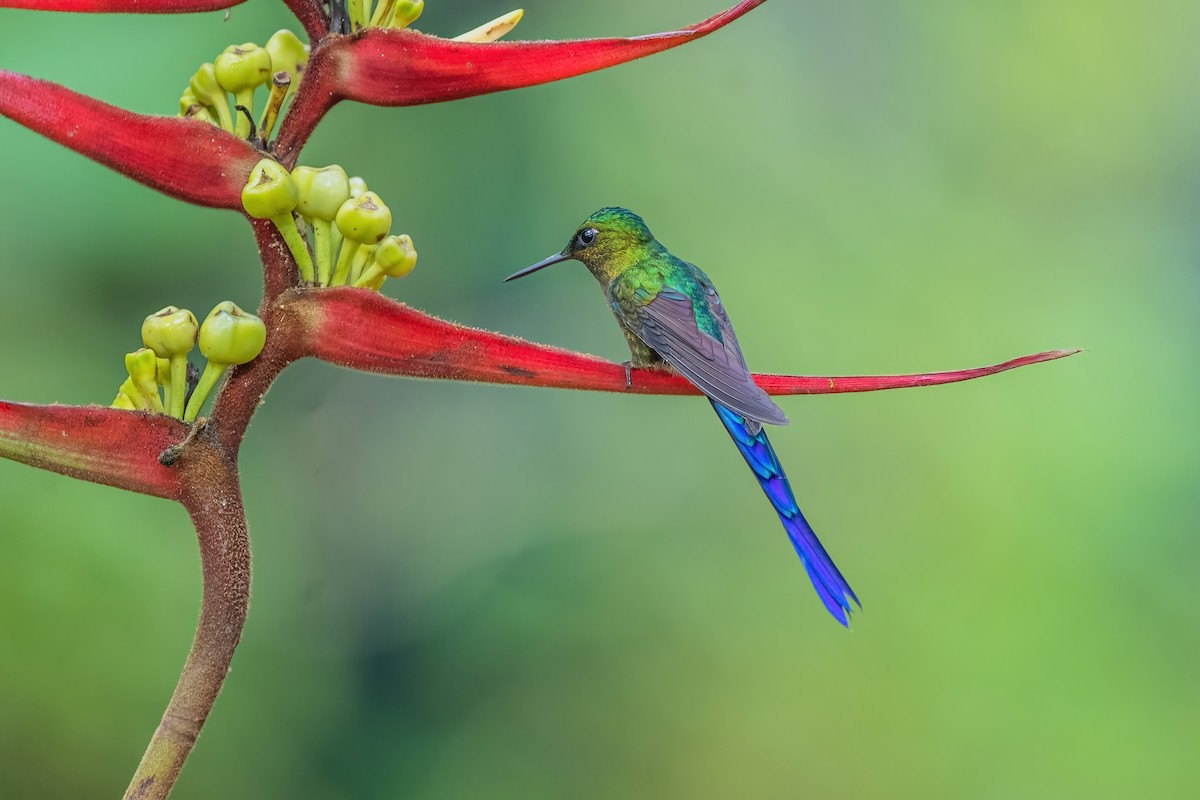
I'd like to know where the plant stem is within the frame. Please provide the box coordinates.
[183,362,227,423]
[169,355,188,420]
[124,443,250,800]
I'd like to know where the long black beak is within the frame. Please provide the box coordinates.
[504,252,571,282]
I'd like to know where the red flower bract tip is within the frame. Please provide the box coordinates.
[0,0,244,11]
[0,71,261,209]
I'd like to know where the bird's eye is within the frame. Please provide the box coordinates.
[576,228,598,248]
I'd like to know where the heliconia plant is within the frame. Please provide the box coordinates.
[0,1,1077,797]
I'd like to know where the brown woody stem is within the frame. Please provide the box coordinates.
[124,439,250,800]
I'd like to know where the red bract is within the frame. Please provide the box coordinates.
[0,0,241,10]
[0,401,184,499]
[290,288,1079,396]
[0,71,259,209]
[275,0,767,159]
[347,0,764,106]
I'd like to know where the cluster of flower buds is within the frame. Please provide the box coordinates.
[111,303,266,423]
[179,30,309,143]
[341,0,523,42]
[345,0,425,32]
[241,159,417,290]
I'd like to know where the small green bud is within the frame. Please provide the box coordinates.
[125,348,165,414]
[179,89,203,117]
[242,159,299,219]
[265,29,309,92]
[214,43,272,95]
[142,306,197,419]
[375,234,418,278]
[142,306,198,359]
[199,302,267,367]
[388,0,424,29]
[348,176,368,199]
[335,191,392,245]
[216,43,272,139]
[354,234,417,288]
[332,192,392,285]
[112,392,137,410]
[189,62,233,131]
[293,165,351,285]
[242,159,314,281]
[185,302,267,422]
[117,377,146,410]
[293,165,351,222]
[125,348,158,380]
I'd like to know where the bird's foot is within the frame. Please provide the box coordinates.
[621,361,633,391]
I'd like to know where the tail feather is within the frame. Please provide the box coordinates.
[711,401,860,626]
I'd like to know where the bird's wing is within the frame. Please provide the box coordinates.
[627,286,789,426]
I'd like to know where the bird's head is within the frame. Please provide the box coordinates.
[505,207,656,285]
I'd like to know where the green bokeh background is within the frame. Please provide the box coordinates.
[2,1,1197,797]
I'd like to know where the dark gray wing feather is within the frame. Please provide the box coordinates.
[628,287,789,427]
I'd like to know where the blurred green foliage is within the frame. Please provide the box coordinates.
[1,1,1197,798]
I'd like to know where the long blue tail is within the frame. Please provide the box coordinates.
[711,401,860,626]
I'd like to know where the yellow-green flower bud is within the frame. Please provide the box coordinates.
[198,302,267,366]
[141,306,197,419]
[179,89,203,117]
[354,234,417,288]
[265,29,308,93]
[185,302,268,422]
[332,192,391,285]
[348,176,368,199]
[335,192,391,245]
[376,234,417,278]
[189,62,233,132]
[293,165,351,221]
[141,306,198,359]
[216,43,272,139]
[215,43,272,93]
[388,0,424,29]
[242,160,314,282]
[112,391,137,410]
[293,165,351,285]
[117,377,147,410]
[242,158,298,218]
[125,348,165,414]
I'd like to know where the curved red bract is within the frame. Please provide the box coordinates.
[0,0,242,10]
[289,287,1080,396]
[0,401,185,499]
[0,71,260,209]
[274,0,767,158]
[338,0,767,106]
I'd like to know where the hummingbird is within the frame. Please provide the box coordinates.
[505,208,860,626]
